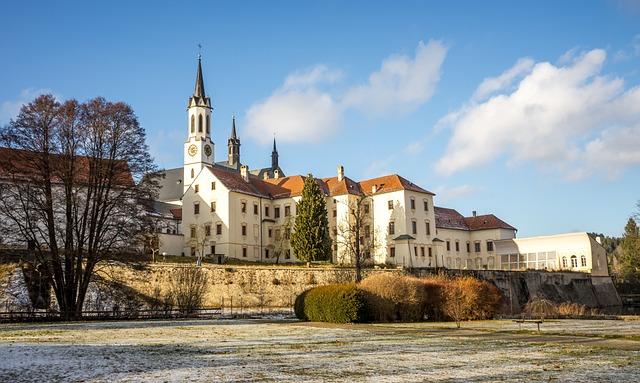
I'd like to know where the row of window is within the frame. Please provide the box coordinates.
[387,246,433,258]
[388,221,431,236]
[191,223,291,240]
[190,114,210,135]
[193,200,294,217]
[388,198,429,211]
[444,240,493,253]
[189,245,292,260]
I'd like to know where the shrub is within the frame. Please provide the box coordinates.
[441,276,502,327]
[359,273,428,322]
[294,284,367,323]
[168,266,209,314]
[524,296,558,319]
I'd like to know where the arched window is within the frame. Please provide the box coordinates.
[198,114,203,133]
[580,255,587,267]
[206,115,210,134]
[190,115,195,133]
[570,255,578,268]
[190,168,194,178]
[562,256,567,268]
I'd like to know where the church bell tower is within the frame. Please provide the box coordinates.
[184,55,214,190]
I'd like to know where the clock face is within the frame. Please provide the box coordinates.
[204,144,212,157]
[188,144,198,157]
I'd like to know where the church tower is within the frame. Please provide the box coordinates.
[184,56,214,190]
[271,137,279,170]
[227,116,241,168]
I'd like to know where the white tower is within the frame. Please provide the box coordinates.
[184,55,214,191]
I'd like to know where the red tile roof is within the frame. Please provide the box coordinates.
[435,206,516,231]
[170,208,182,220]
[0,147,134,187]
[322,176,363,196]
[359,174,434,196]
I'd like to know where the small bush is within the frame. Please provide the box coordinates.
[359,273,428,322]
[294,284,367,323]
[524,296,558,319]
[168,266,209,314]
[440,276,502,327]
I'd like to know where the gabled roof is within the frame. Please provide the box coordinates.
[208,165,269,198]
[434,206,516,231]
[261,175,329,198]
[322,176,363,196]
[359,174,434,196]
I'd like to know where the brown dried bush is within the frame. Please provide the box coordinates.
[359,273,428,322]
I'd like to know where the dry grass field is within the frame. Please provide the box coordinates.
[0,319,638,382]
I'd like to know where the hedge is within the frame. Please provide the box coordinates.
[294,284,368,323]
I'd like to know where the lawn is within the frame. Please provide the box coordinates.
[0,319,638,382]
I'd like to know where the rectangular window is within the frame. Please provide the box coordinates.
[205,225,211,237]
[190,247,196,257]
[421,247,425,256]
[285,249,291,259]
[211,181,216,190]
[475,242,481,252]
[268,228,273,238]
[194,184,199,193]
[446,240,451,251]
[412,221,417,234]
[467,242,471,253]
[428,247,432,257]
[388,221,395,235]
[487,241,494,252]
[455,241,460,252]
[265,206,270,217]
[424,200,429,211]
[410,198,416,210]
[190,227,196,238]
[241,202,247,213]
[389,247,395,257]
[388,200,393,210]
[284,228,290,240]
[254,203,258,215]
[364,225,370,238]
[284,205,291,216]
[210,245,215,255]
[216,224,222,235]
[242,247,247,258]
[265,249,269,259]
[333,228,337,237]
[210,201,216,212]
[194,203,199,215]
[426,222,431,235]
[364,204,370,214]
[241,224,247,236]
[333,209,337,218]
[274,207,280,219]
[275,229,281,240]
[414,246,418,256]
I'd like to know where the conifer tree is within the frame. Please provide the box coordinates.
[620,217,640,279]
[291,174,332,262]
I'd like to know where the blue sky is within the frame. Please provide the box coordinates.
[1,1,639,237]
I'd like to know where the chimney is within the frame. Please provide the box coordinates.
[263,172,269,180]
[337,165,344,182]
[472,211,477,217]
[240,165,249,182]
[371,184,377,194]
[274,169,280,179]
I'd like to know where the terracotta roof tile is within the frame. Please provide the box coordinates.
[0,147,134,187]
[170,208,182,220]
[464,214,516,231]
[359,174,434,196]
[434,206,516,231]
[322,176,363,196]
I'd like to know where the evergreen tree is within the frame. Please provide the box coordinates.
[619,217,640,279]
[291,174,332,262]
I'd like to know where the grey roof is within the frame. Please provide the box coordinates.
[250,166,285,179]
[194,57,206,99]
[152,200,181,219]
[157,168,184,202]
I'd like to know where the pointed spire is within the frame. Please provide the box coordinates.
[272,137,277,153]
[193,56,206,99]
[230,115,237,139]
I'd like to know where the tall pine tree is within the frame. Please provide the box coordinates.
[291,174,332,262]
[620,217,640,279]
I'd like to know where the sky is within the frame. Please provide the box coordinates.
[1,0,639,237]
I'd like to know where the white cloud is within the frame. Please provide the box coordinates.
[245,41,448,144]
[244,65,343,144]
[343,40,447,117]
[0,88,58,124]
[435,49,640,179]
[472,58,534,101]
[433,185,481,203]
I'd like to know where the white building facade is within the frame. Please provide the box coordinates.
[150,58,608,277]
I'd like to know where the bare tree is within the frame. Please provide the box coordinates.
[273,216,293,264]
[188,223,211,266]
[168,266,209,314]
[0,95,157,320]
[336,195,379,282]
